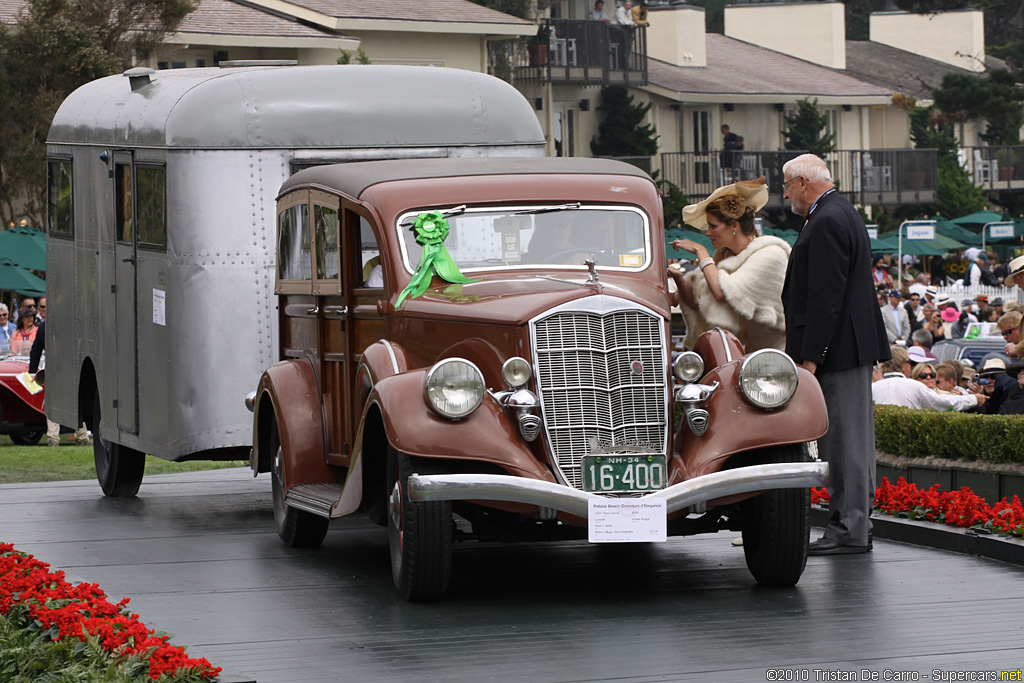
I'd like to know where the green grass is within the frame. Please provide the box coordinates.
[0,435,245,485]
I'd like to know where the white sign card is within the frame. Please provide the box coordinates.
[588,498,667,543]
[906,224,935,240]
[866,228,878,239]
[153,289,166,326]
[989,223,1015,239]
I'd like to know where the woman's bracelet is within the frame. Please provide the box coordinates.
[697,257,715,270]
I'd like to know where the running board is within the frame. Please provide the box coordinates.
[285,483,345,518]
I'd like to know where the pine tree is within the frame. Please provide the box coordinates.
[590,86,659,158]
[782,98,835,157]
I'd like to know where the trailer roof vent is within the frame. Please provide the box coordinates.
[219,60,298,68]
[123,67,156,92]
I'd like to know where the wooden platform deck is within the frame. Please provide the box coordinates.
[4,468,1024,683]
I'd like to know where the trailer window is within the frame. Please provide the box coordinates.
[137,166,166,249]
[47,159,74,237]
[278,204,311,281]
[314,204,339,281]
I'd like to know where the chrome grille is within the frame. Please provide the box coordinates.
[533,307,668,489]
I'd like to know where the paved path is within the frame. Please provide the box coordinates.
[4,468,1024,682]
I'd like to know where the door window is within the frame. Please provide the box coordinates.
[136,166,166,249]
[278,202,311,286]
[115,165,133,244]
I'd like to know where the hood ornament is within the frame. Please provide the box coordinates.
[584,257,599,285]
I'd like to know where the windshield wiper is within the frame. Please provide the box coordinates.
[514,202,582,216]
[400,204,467,226]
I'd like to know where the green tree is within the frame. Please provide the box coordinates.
[908,106,986,218]
[590,86,659,158]
[0,0,197,226]
[337,48,371,65]
[466,0,534,21]
[932,70,1024,145]
[782,98,835,157]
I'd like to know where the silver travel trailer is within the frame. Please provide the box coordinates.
[44,64,545,496]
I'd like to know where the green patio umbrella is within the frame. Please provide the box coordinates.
[0,226,46,272]
[926,232,967,251]
[894,239,946,257]
[951,210,1005,229]
[870,236,896,253]
[0,257,46,296]
[934,218,982,247]
[666,228,712,258]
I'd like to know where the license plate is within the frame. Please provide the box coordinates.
[582,455,667,493]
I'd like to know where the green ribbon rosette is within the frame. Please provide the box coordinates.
[395,210,476,308]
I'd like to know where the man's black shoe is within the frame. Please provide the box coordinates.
[808,537,871,555]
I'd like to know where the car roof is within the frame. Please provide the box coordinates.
[278,157,655,199]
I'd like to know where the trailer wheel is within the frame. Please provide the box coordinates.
[270,417,328,548]
[10,430,44,446]
[740,444,810,587]
[387,444,452,602]
[90,390,145,497]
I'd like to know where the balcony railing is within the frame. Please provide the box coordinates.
[654,149,938,209]
[962,146,1024,192]
[514,18,647,87]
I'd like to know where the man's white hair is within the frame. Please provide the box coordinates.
[783,154,832,184]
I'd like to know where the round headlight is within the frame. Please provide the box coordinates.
[738,349,799,409]
[426,358,485,419]
[673,351,705,383]
[502,357,532,388]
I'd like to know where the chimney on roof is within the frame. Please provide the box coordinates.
[724,2,846,70]
[646,4,706,68]
[870,10,985,73]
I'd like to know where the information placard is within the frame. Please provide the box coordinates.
[588,498,667,543]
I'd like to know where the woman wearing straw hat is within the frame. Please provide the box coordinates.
[667,178,791,351]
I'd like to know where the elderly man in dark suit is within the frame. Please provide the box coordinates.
[781,154,890,555]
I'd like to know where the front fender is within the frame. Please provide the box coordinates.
[371,369,555,482]
[674,364,828,479]
[252,359,343,491]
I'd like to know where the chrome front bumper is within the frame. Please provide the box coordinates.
[408,461,829,518]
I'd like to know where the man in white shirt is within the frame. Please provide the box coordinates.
[614,0,634,25]
[872,346,985,410]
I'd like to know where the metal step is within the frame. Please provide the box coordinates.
[285,483,344,518]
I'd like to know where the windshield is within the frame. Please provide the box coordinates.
[396,205,650,274]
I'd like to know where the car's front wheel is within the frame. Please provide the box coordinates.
[270,416,329,548]
[387,444,452,602]
[740,444,810,587]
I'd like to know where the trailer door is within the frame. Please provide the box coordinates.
[113,152,138,434]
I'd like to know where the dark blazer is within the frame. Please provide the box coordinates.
[782,190,890,373]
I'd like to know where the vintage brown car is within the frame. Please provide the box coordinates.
[249,157,829,601]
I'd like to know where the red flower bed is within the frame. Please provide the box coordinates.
[0,542,220,680]
[812,477,1024,538]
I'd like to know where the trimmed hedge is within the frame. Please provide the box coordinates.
[874,404,1024,465]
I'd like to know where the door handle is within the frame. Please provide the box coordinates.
[306,305,319,315]
[122,256,135,264]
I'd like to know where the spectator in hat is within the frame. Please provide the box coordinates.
[991,297,1005,318]
[924,285,938,305]
[999,311,1024,359]
[11,307,38,354]
[968,251,999,287]
[960,299,979,323]
[1005,300,1020,313]
[873,346,984,410]
[940,304,959,338]
[909,344,933,370]
[1007,256,1024,290]
[969,357,1019,414]
[881,289,910,344]
[998,362,1024,414]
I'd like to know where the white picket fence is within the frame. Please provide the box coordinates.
[933,284,1024,306]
